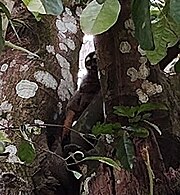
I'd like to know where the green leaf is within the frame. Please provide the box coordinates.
[83,156,121,170]
[130,127,149,138]
[146,14,180,65]
[0,16,5,53]
[113,105,138,118]
[22,0,63,16]
[0,142,5,153]
[71,170,82,179]
[128,115,141,123]
[116,132,135,170]
[131,0,154,50]
[17,141,36,163]
[170,0,180,24]
[41,0,63,15]
[142,113,152,120]
[92,122,121,135]
[137,103,167,115]
[0,131,11,143]
[0,2,11,19]
[174,59,180,73]
[80,0,121,35]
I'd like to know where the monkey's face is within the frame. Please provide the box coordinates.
[85,51,97,71]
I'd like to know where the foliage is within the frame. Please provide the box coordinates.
[0,141,5,153]
[15,125,38,163]
[170,0,180,24]
[0,0,180,67]
[80,0,121,35]
[131,0,154,50]
[92,103,167,170]
[17,140,36,163]
[22,0,63,18]
[113,103,167,135]
[66,151,121,174]
[116,131,134,170]
[83,156,121,170]
[146,6,180,64]
[114,102,167,119]
[92,122,121,135]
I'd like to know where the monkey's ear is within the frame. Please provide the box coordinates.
[85,51,97,70]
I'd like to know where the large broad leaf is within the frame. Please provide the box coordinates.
[17,141,36,164]
[116,132,135,170]
[170,0,180,24]
[131,0,154,50]
[80,0,121,35]
[83,156,121,170]
[22,0,63,15]
[146,14,180,65]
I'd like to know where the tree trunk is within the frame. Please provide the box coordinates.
[85,0,180,194]
[0,0,83,194]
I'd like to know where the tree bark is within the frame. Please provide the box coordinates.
[0,0,83,194]
[87,0,180,194]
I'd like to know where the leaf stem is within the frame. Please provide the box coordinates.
[5,41,39,58]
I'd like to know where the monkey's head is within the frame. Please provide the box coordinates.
[85,51,98,71]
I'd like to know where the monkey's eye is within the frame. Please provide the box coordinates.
[85,62,92,70]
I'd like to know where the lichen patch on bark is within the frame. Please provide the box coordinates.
[34,70,58,90]
[16,80,38,99]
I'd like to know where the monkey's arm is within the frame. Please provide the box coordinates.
[73,92,103,134]
[63,91,102,139]
[69,92,103,150]
[63,91,81,138]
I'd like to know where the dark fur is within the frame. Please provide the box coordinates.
[66,51,100,118]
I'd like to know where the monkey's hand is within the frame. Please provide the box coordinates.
[63,109,75,139]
